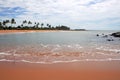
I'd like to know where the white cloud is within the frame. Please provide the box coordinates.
[0,0,120,30]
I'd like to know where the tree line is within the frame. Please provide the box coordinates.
[0,18,70,30]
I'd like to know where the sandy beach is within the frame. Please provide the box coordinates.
[0,61,120,80]
[0,0,120,79]
[0,30,120,80]
[0,30,61,34]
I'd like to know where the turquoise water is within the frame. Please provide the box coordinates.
[0,31,120,63]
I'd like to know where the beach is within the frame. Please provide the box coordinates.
[0,0,120,79]
[0,61,120,80]
[0,30,62,34]
[0,30,120,80]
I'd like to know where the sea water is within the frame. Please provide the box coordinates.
[0,30,120,64]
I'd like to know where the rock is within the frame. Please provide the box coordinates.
[107,39,114,41]
[102,33,104,35]
[96,34,99,36]
[103,35,108,38]
[111,32,120,37]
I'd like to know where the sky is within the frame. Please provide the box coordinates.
[0,0,120,30]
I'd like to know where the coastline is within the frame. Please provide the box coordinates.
[0,61,120,80]
[0,30,62,34]
[0,30,87,34]
[0,30,120,80]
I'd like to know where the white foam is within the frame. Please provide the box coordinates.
[19,60,47,64]
[56,44,61,47]
[0,52,11,55]
[14,54,21,57]
[67,45,72,48]
[96,52,111,55]
[96,47,120,53]
[107,49,120,52]
[0,58,120,64]
[0,59,14,62]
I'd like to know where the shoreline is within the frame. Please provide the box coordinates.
[0,30,62,34]
[0,30,87,34]
[0,61,120,80]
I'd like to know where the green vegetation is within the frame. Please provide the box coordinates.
[0,18,70,30]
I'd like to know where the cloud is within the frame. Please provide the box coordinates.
[0,7,27,17]
[0,0,120,30]
[85,0,106,6]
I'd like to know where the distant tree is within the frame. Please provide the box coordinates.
[48,25,51,29]
[17,25,21,29]
[56,25,70,30]
[0,22,3,29]
[11,18,16,27]
[36,22,39,28]
[51,26,55,30]
[47,24,49,27]
[41,23,44,28]
[8,26,12,30]
[28,21,32,24]
[34,22,37,28]
[23,20,27,27]
[46,23,51,29]
[2,20,6,28]
[28,21,32,27]
[5,20,10,28]
[0,22,2,26]
[0,19,71,30]
[21,24,23,27]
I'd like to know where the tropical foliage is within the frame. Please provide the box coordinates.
[0,18,70,30]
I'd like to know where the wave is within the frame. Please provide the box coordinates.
[0,58,120,64]
[0,52,11,55]
[96,47,120,53]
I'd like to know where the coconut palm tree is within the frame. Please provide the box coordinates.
[2,20,6,29]
[0,22,3,29]
[5,20,10,27]
[48,24,51,29]
[46,24,51,29]
[41,23,44,28]
[11,18,16,27]
[28,21,32,27]
[23,20,27,27]
[36,22,39,28]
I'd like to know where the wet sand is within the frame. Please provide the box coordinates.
[0,61,120,80]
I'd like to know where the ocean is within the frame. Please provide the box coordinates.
[0,30,120,64]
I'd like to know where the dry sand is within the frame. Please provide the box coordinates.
[0,61,120,80]
[0,30,61,34]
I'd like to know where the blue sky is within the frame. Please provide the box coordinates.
[0,0,120,30]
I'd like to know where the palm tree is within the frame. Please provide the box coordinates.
[36,22,39,28]
[2,20,6,28]
[46,24,51,29]
[47,23,49,27]
[21,24,23,27]
[0,22,3,29]
[48,24,51,29]
[11,18,16,27]
[28,21,32,27]
[5,20,10,27]
[23,20,27,27]
[41,23,44,28]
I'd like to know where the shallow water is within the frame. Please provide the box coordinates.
[0,30,120,64]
